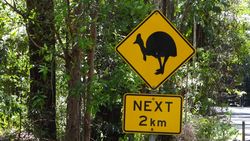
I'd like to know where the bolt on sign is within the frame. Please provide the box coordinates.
[123,93,183,134]
[116,10,195,89]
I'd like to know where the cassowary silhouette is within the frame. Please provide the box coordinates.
[134,31,177,75]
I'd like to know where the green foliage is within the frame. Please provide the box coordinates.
[92,0,153,109]
[0,2,29,137]
[195,116,238,141]
[175,0,250,115]
[90,1,153,140]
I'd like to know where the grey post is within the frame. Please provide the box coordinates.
[149,134,156,141]
[149,89,158,141]
[242,121,245,141]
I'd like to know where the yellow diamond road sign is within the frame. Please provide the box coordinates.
[123,94,183,134]
[116,10,195,89]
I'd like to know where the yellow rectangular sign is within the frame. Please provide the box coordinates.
[123,93,183,134]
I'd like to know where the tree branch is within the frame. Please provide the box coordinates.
[2,0,27,19]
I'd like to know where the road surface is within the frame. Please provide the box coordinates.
[216,107,250,141]
[229,107,250,141]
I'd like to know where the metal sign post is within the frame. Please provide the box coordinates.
[149,89,158,141]
[149,134,156,141]
[242,121,245,141]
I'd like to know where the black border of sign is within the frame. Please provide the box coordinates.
[122,93,183,135]
[115,10,196,89]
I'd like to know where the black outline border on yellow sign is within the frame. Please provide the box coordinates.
[115,10,196,89]
[122,93,183,135]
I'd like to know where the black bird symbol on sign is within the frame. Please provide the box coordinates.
[134,31,177,75]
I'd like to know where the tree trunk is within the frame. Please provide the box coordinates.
[64,1,84,141]
[65,47,82,141]
[26,0,56,140]
[84,2,98,141]
[162,0,167,16]
[162,0,175,21]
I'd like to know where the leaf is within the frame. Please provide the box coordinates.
[38,64,48,79]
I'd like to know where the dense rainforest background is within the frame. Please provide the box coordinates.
[0,0,250,141]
